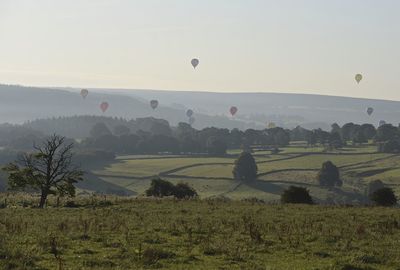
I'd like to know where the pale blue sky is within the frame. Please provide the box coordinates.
[0,0,399,100]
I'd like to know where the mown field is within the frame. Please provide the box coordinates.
[1,198,400,270]
[89,143,400,203]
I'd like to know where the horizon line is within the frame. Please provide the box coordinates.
[1,82,399,103]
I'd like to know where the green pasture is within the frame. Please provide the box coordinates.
[93,157,234,178]
[1,199,400,269]
[87,143,399,202]
[257,153,389,173]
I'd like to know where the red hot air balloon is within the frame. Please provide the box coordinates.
[150,100,159,110]
[100,102,109,113]
[81,89,89,99]
[230,106,238,116]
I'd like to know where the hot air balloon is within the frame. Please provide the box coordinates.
[150,100,159,110]
[191,58,199,69]
[268,122,276,129]
[230,106,238,116]
[186,109,194,118]
[81,89,89,99]
[367,107,374,116]
[100,102,109,113]
[379,120,386,127]
[189,117,195,125]
[355,74,363,84]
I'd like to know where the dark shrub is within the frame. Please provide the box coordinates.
[233,152,258,182]
[146,179,197,199]
[365,179,385,196]
[370,187,397,206]
[317,161,342,187]
[173,182,197,199]
[145,178,175,197]
[281,186,313,204]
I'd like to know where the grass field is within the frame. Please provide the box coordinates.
[2,143,400,269]
[87,143,400,203]
[1,198,400,270]
[93,157,234,178]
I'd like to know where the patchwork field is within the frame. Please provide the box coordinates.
[87,143,400,203]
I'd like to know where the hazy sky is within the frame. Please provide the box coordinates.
[0,0,399,100]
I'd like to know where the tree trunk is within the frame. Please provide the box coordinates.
[39,189,48,208]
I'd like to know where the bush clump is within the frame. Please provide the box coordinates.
[365,179,385,196]
[281,186,313,204]
[146,178,197,199]
[145,178,176,197]
[369,187,397,206]
[173,182,197,199]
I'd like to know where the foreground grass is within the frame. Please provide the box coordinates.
[1,198,400,269]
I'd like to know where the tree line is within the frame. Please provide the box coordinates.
[81,122,291,155]
[81,120,400,155]
[1,116,400,161]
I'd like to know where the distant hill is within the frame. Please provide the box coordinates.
[100,88,400,129]
[0,84,255,130]
[2,84,400,130]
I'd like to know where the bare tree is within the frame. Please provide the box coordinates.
[3,135,83,208]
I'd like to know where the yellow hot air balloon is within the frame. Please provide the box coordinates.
[355,74,363,84]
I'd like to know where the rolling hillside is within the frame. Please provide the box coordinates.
[97,88,400,129]
[0,85,256,130]
[2,84,400,131]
